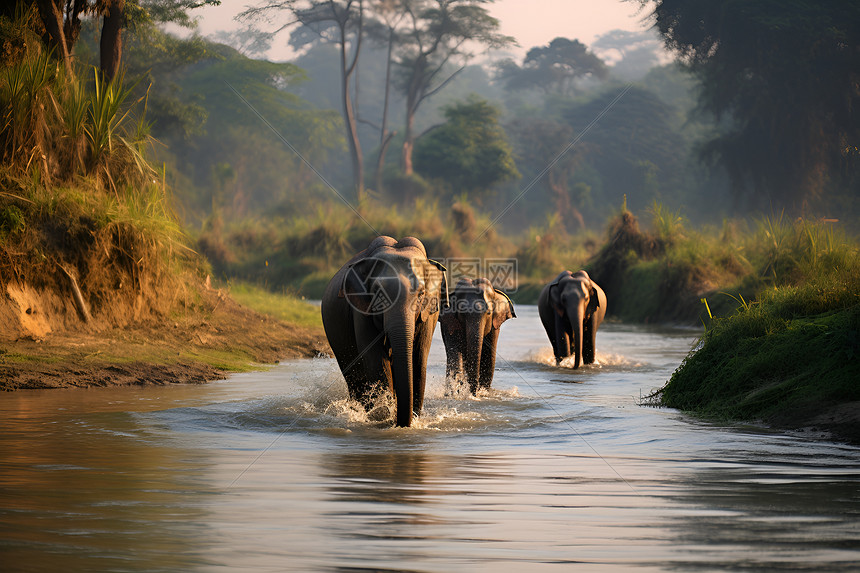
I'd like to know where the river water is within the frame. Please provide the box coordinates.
[1,306,859,572]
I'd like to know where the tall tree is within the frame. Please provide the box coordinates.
[636,0,860,213]
[240,1,368,203]
[397,0,512,175]
[361,0,405,192]
[31,0,218,80]
[495,37,607,96]
[413,96,518,194]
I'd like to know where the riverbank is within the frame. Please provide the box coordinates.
[650,265,860,445]
[0,285,328,391]
[0,171,327,391]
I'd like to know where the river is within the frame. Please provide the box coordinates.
[1,306,859,572]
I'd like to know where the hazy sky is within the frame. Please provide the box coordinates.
[191,0,657,61]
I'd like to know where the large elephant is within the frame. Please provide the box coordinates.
[538,270,607,368]
[321,236,447,427]
[440,278,516,394]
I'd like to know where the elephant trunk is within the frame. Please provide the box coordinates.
[464,321,484,394]
[570,306,584,369]
[386,307,415,427]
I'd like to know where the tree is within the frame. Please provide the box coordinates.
[31,0,218,80]
[636,0,860,213]
[496,37,608,96]
[397,0,513,175]
[361,0,406,192]
[413,96,518,194]
[240,0,368,203]
[508,118,587,232]
[99,0,125,79]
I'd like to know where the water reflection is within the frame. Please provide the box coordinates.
[324,451,444,506]
[661,458,860,571]
[0,406,215,572]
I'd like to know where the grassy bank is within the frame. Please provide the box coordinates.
[0,168,328,390]
[227,282,322,328]
[648,257,860,442]
[0,47,326,389]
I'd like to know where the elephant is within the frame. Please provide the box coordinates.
[440,278,516,394]
[321,236,447,427]
[538,270,607,368]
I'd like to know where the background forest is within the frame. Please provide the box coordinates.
[2,0,858,314]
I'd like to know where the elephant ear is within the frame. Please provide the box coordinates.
[548,283,564,317]
[416,259,447,322]
[340,258,378,313]
[587,284,601,314]
[428,259,449,309]
[493,290,516,329]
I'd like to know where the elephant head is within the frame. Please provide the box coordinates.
[539,270,606,368]
[323,236,447,427]
[440,278,515,394]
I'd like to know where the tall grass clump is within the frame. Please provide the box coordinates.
[653,250,860,437]
[0,44,153,191]
[0,18,202,335]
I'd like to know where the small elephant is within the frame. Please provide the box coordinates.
[538,270,607,368]
[321,236,448,427]
[440,278,516,394]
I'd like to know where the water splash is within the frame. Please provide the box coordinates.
[524,347,641,368]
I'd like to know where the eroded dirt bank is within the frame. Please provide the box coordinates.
[0,287,329,391]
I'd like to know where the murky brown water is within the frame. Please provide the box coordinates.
[2,307,859,571]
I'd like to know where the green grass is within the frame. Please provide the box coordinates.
[655,261,860,425]
[228,282,322,328]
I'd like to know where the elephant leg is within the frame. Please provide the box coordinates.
[478,329,500,390]
[351,315,390,412]
[323,302,365,400]
[583,314,598,364]
[539,302,555,347]
[553,313,571,363]
[444,330,465,384]
[412,318,436,416]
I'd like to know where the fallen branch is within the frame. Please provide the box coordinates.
[58,264,92,323]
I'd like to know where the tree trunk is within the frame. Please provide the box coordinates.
[339,17,364,204]
[35,0,72,76]
[63,0,86,56]
[401,71,421,176]
[100,0,125,81]
[374,31,396,192]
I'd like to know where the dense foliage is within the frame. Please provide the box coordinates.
[639,0,860,216]
[413,97,518,194]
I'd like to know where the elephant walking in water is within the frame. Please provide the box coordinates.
[440,278,516,394]
[538,270,607,368]
[321,236,447,427]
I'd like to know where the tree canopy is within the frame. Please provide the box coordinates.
[495,37,607,95]
[413,96,518,194]
[638,0,860,214]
